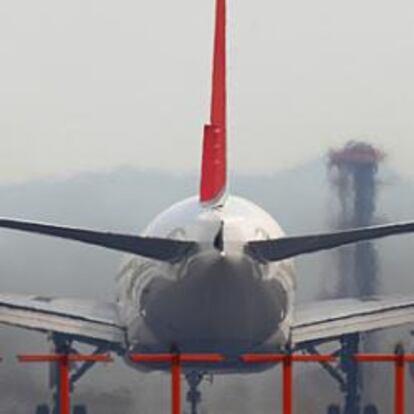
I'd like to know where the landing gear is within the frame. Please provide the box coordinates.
[305,333,384,413]
[35,404,50,414]
[326,404,379,414]
[33,333,113,414]
[73,405,88,414]
[35,405,88,414]
[185,371,206,414]
[302,333,365,414]
[326,405,341,414]
[363,405,379,414]
[340,334,362,414]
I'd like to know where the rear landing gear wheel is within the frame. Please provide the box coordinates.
[35,405,50,414]
[184,407,208,414]
[73,405,88,414]
[363,405,379,414]
[326,404,341,414]
[185,371,205,414]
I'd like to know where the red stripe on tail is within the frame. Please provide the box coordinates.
[200,125,226,203]
[200,0,227,204]
[210,0,226,128]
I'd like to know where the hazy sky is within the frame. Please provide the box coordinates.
[1,0,414,183]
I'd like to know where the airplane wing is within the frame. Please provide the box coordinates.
[0,293,125,345]
[292,295,414,345]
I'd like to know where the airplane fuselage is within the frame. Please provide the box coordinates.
[116,196,296,372]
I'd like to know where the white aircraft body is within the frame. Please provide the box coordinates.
[121,195,294,363]
[2,0,414,412]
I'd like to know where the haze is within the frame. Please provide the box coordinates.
[1,0,414,184]
[1,164,413,412]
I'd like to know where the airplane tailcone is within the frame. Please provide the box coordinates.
[143,253,285,353]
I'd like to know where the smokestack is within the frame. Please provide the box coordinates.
[328,141,385,298]
[327,141,388,407]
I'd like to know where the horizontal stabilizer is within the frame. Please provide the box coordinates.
[246,221,414,262]
[0,218,198,262]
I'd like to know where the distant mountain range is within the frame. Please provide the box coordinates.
[0,158,412,298]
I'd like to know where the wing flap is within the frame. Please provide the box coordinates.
[292,296,414,345]
[0,293,125,344]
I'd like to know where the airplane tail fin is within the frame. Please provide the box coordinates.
[200,0,227,206]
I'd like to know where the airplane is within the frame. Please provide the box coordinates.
[2,0,414,413]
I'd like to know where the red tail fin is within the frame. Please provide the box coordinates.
[200,0,227,205]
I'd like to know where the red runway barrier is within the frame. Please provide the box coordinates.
[129,353,224,414]
[18,353,113,414]
[14,351,414,413]
[241,354,337,414]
